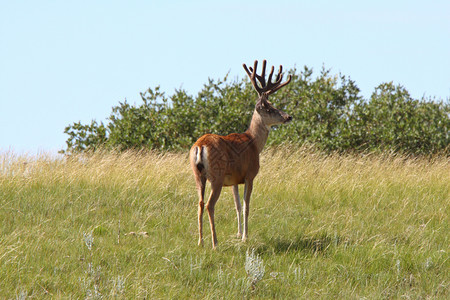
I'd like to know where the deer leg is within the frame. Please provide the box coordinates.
[205,182,223,249]
[196,175,207,246]
[232,185,242,238]
[242,180,253,242]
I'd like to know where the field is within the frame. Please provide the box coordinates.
[0,148,448,298]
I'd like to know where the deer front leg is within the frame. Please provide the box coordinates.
[232,185,242,238]
[242,180,253,242]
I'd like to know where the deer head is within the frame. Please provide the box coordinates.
[243,60,293,127]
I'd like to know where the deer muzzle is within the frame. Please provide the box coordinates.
[284,114,293,123]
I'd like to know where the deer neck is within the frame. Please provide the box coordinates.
[246,110,270,154]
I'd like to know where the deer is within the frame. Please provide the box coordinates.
[190,60,292,249]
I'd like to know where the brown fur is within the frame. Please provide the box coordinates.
[191,133,259,186]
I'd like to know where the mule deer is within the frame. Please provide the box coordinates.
[190,60,292,248]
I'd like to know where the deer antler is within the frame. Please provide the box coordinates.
[243,60,291,97]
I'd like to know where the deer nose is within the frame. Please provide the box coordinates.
[285,115,293,123]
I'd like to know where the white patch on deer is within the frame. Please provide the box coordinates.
[195,146,202,165]
[201,146,209,172]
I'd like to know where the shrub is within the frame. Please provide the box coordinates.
[353,83,449,155]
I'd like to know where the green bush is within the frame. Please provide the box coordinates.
[62,67,449,155]
[355,83,449,155]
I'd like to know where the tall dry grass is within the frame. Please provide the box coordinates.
[0,147,448,298]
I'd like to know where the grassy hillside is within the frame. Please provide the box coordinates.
[0,148,448,298]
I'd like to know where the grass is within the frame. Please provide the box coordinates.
[0,147,448,298]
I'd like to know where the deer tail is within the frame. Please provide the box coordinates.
[194,145,207,172]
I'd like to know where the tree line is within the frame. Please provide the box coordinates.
[62,66,449,156]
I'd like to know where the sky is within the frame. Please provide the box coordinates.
[1,0,449,155]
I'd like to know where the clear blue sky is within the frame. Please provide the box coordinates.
[1,0,449,155]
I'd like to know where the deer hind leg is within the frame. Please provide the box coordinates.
[196,175,207,246]
[242,180,253,242]
[205,182,223,249]
[232,185,242,238]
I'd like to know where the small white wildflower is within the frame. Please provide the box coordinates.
[17,288,27,300]
[395,259,401,274]
[245,249,265,288]
[112,275,125,295]
[425,257,433,270]
[270,271,284,279]
[83,232,94,251]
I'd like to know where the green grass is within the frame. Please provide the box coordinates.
[1,148,448,298]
